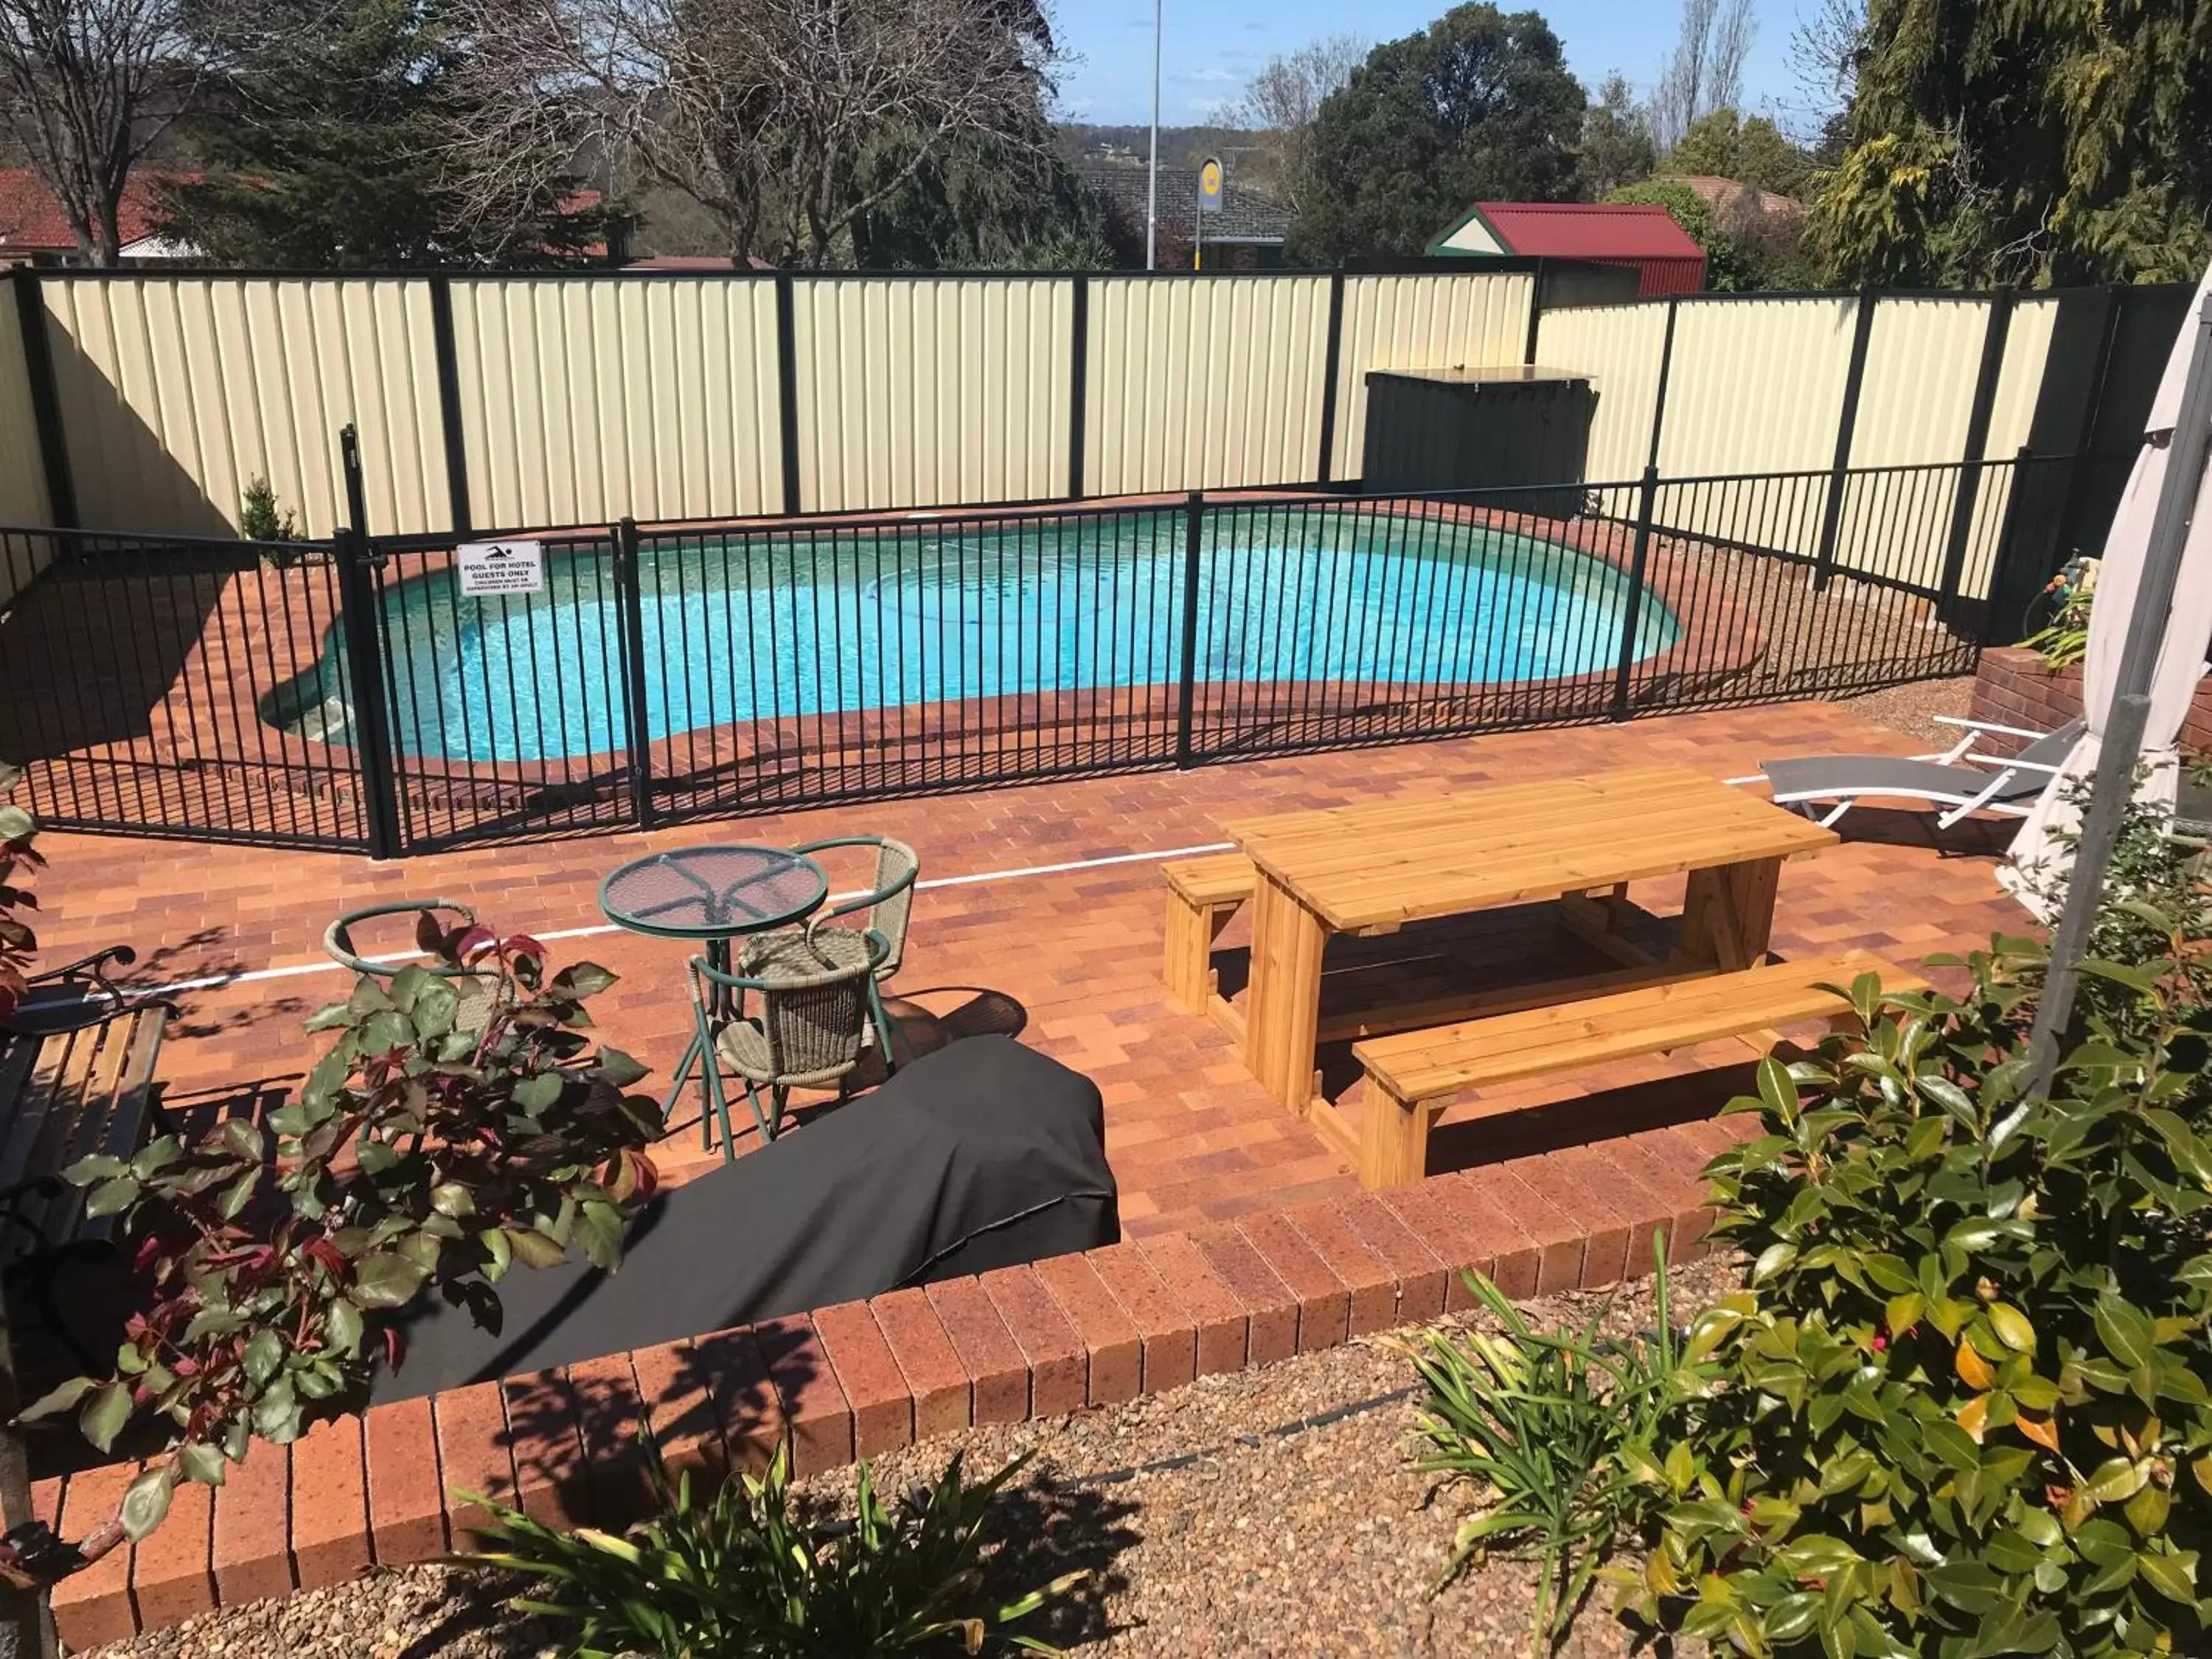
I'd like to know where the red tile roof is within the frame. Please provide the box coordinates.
[1472,201,1705,261]
[0,169,187,255]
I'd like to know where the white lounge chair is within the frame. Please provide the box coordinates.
[1757,716,2085,830]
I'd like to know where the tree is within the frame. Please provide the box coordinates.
[1234,33,1368,213]
[1813,0,2212,285]
[1787,0,1862,155]
[1663,107,1813,198]
[0,0,201,263]
[160,0,613,267]
[448,0,1063,268]
[1287,4,1585,263]
[1580,71,1655,199]
[1606,178,1754,289]
[1646,0,1754,153]
[845,69,1106,268]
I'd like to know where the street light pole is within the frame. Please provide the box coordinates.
[1146,0,1161,271]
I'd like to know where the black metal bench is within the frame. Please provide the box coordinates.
[0,947,172,1294]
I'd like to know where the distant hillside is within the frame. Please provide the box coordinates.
[1057,123,1273,175]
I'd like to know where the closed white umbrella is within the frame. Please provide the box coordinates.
[2003,262,2212,911]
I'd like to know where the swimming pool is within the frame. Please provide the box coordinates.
[285,507,1679,764]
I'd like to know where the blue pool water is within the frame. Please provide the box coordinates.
[309,507,1678,763]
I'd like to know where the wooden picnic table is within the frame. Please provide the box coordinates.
[1222,766,1840,1112]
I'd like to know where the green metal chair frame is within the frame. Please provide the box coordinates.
[785,837,919,983]
[689,927,893,1154]
[322,899,498,1029]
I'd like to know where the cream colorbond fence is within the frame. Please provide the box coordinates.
[1535,290,2065,598]
[0,267,1545,537]
[1085,275,1331,495]
[1529,301,1669,480]
[1326,271,1534,479]
[0,266,2135,604]
[451,275,782,529]
[796,276,1071,511]
[38,276,449,538]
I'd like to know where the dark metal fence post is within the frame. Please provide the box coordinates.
[10,267,75,529]
[1066,275,1088,501]
[427,275,473,536]
[1610,465,1659,720]
[775,275,803,515]
[1644,297,1680,473]
[1812,288,1880,590]
[336,425,404,858]
[613,517,655,828]
[334,537,404,860]
[1314,269,1347,487]
[1173,490,1204,765]
[1935,291,2017,628]
[1981,444,2053,646]
[1522,257,1547,366]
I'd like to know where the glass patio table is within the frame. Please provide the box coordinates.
[598,845,830,1121]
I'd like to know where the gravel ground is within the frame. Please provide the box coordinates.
[1831,674,1975,747]
[91,1255,1744,1659]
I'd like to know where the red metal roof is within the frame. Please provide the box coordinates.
[0,169,181,255]
[1473,201,1705,261]
[1454,201,1705,296]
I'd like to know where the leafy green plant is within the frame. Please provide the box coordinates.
[1401,1239,1701,1658]
[23,917,664,1543]
[239,475,300,543]
[0,785,38,1027]
[2015,774,2212,1039]
[1618,940,2212,1658]
[2022,556,2096,667]
[466,1432,1079,1656]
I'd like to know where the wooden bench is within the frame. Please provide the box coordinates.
[1161,854,1256,1013]
[1341,950,1929,1188]
[0,950,173,1370]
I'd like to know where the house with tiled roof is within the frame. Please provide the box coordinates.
[0,170,198,266]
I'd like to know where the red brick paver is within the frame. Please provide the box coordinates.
[925,1277,1031,1425]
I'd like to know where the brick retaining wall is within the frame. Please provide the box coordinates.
[38,1136,1738,1646]
[1971,645,2212,755]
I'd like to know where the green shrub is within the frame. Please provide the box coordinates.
[1618,942,2212,1658]
[1402,1242,1702,1658]
[240,474,299,543]
[466,1433,1079,1656]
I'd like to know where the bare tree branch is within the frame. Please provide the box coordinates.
[1234,32,1366,212]
[444,0,1055,266]
[1648,0,1755,154]
[0,0,206,262]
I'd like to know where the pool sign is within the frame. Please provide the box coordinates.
[456,538,546,597]
[1197,157,1223,214]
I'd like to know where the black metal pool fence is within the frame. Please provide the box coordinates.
[0,453,2073,858]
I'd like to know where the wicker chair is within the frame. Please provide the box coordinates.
[741,836,917,1062]
[691,928,892,1153]
[322,899,499,1032]
[761,836,919,984]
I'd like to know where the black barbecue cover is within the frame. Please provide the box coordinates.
[369,1036,1116,1402]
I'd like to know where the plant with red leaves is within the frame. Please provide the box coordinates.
[23,913,664,1545]
[0,781,41,1028]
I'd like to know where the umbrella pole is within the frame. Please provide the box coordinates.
[2015,293,2212,1117]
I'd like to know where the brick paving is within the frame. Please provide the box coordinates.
[20,698,2034,1644]
[32,696,2012,1237]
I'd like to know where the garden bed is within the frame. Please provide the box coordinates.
[86,1253,1743,1659]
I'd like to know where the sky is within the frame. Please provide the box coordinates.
[1051,0,1812,133]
